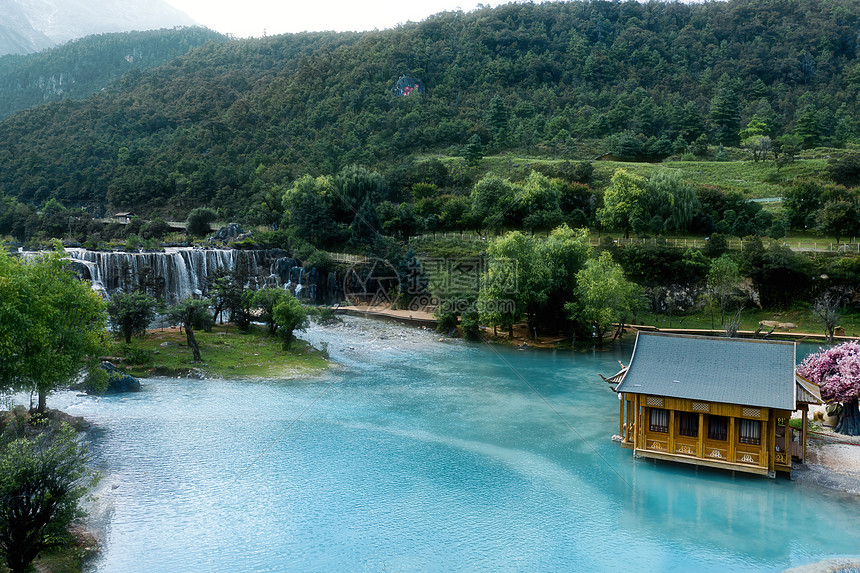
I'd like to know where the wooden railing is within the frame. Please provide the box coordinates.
[325,252,369,264]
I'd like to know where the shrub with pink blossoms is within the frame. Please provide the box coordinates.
[797,341,860,435]
[797,342,860,402]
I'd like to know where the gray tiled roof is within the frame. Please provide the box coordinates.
[615,332,797,410]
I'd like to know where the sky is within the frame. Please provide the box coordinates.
[165,0,529,38]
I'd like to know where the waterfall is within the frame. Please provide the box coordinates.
[53,247,334,304]
[63,247,242,303]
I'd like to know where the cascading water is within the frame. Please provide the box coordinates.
[55,247,336,304]
[64,247,240,302]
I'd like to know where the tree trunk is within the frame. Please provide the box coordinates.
[835,399,860,436]
[610,321,624,343]
[185,324,202,362]
[282,328,294,350]
[6,530,42,573]
[37,389,47,413]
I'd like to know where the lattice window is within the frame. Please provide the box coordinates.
[692,402,709,412]
[739,419,761,445]
[742,407,761,418]
[649,408,669,433]
[646,397,664,407]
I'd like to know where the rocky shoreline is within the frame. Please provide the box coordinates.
[792,424,860,496]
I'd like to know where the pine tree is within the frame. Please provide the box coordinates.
[463,134,484,166]
[794,105,821,149]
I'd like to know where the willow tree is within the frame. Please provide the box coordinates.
[797,342,860,436]
[0,248,107,412]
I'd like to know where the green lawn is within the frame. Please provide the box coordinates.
[115,324,330,379]
[589,158,827,199]
[449,152,829,200]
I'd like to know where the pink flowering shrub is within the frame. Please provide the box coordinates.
[797,341,860,403]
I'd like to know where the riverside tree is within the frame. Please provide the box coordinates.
[0,421,96,573]
[272,294,309,350]
[478,231,550,339]
[107,291,159,343]
[567,251,641,347]
[167,298,213,362]
[797,341,860,436]
[281,175,337,247]
[0,248,107,412]
[250,287,291,335]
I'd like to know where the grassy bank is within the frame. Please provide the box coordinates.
[114,324,330,379]
[471,152,829,199]
[635,308,860,340]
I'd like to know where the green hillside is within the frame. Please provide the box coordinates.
[0,27,227,119]
[0,0,857,222]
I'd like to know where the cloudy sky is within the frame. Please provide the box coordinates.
[165,0,529,38]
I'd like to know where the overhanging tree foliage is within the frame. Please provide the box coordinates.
[479,231,551,339]
[0,421,96,573]
[706,254,742,327]
[598,169,646,238]
[250,287,291,335]
[186,208,218,237]
[0,249,107,412]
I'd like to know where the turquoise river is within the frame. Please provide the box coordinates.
[45,318,860,571]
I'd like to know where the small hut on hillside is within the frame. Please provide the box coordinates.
[393,75,424,97]
[605,332,822,477]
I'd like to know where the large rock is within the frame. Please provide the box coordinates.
[209,223,252,243]
[101,362,141,393]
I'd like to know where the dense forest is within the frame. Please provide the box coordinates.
[0,0,858,223]
[0,27,226,119]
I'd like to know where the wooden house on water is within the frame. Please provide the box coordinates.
[605,332,823,478]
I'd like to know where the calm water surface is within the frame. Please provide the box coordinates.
[48,319,859,572]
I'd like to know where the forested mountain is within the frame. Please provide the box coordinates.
[0,0,858,219]
[0,28,227,119]
[0,0,197,55]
